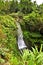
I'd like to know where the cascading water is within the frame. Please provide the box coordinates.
[16,22,27,50]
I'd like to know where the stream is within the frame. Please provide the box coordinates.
[16,22,27,50]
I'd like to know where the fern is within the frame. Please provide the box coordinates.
[22,45,43,65]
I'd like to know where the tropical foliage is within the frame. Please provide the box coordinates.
[0,0,43,65]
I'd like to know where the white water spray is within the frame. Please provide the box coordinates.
[16,22,27,50]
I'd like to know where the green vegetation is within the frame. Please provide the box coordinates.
[0,15,20,65]
[20,12,43,49]
[0,0,43,65]
[22,45,43,65]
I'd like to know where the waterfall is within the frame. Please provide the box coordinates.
[16,22,27,50]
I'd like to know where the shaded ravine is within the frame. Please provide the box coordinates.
[16,22,27,50]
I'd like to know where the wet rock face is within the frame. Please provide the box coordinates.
[40,28,43,35]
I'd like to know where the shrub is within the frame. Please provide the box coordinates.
[22,45,43,65]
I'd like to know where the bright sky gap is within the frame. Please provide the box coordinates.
[31,0,43,5]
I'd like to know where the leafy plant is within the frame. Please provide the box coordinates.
[22,45,43,65]
[0,58,5,64]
